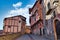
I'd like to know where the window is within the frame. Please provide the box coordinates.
[45,20,48,26]
[8,26,11,28]
[3,26,5,29]
[32,15,36,22]
[19,21,21,23]
[35,24,37,28]
[34,16,36,21]
[35,10,38,16]
[36,13,38,16]
[53,11,56,17]
[53,0,59,4]
[35,10,38,21]
[43,29,45,34]
[40,28,42,35]
[48,2,50,9]
[40,0,42,4]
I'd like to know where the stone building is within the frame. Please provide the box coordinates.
[29,0,60,40]
[29,0,45,35]
[43,0,55,36]
[3,15,26,34]
[25,25,31,34]
[43,0,60,40]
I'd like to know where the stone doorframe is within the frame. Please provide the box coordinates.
[53,18,60,40]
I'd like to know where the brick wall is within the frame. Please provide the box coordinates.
[29,0,44,35]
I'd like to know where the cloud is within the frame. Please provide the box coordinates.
[13,2,22,9]
[5,2,33,25]
[26,5,33,8]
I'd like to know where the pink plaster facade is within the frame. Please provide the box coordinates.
[3,15,26,34]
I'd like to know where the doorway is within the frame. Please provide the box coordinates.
[40,28,42,35]
[54,19,60,39]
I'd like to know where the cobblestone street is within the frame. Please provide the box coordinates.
[15,34,51,40]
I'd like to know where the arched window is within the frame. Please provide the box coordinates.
[53,11,56,18]
[53,0,59,4]
[48,2,50,9]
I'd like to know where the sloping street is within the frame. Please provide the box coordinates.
[15,34,49,40]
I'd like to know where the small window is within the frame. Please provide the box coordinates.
[34,16,36,21]
[19,21,21,23]
[35,10,38,16]
[40,28,42,35]
[43,29,45,34]
[3,26,5,29]
[48,2,50,9]
[8,26,11,28]
[53,1,59,4]
[40,0,42,4]
[53,11,56,17]
[45,20,48,26]
[32,15,36,22]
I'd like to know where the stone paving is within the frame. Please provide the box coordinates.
[15,34,55,40]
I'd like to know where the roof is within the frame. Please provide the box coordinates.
[29,0,38,14]
[32,0,38,10]
[4,15,26,21]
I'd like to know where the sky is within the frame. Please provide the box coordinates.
[0,0,36,30]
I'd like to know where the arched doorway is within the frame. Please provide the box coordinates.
[54,19,60,39]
